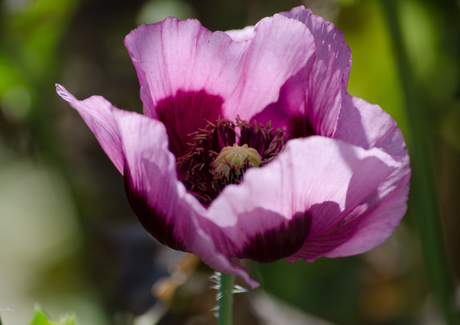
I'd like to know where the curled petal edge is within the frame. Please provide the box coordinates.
[55,84,125,174]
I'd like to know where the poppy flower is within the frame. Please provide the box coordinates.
[56,6,410,288]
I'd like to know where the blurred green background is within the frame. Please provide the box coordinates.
[0,0,459,324]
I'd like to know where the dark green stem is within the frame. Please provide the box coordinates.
[218,273,235,325]
[381,0,459,324]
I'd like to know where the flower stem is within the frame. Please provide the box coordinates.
[381,1,459,324]
[218,272,235,325]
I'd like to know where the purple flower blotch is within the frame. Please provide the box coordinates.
[56,6,410,288]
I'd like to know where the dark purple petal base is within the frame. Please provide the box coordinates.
[155,90,224,158]
[238,210,312,263]
[124,165,187,252]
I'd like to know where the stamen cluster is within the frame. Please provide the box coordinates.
[177,116,286,206]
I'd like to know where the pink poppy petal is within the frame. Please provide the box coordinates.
[304,94,411,259]
[55,84,124,174]
[124,15,315,155]
[204,205,312,264]
[320,163,410,259]
[113,109,259,287]
[335,94,408,160]
[205,136,400,264]
[284,144,409,262]
[286,160,410,261]
[281,6,352,137]
[225,26,255,41]
[249,65,315,138]
[251,7,351,138]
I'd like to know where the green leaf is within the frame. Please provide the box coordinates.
[30,306,77,325]
[30,306,52,325]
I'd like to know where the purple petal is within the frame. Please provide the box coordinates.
[286,162,410,261]
[205,136,401,263]
[254,6,351,138]
[250,65,315,138]
[124,14,315,133]
[55,84,124,174]
[320,166,410,259]
[304,94,411,259]
[283,137,409,262]
[225,26,255,42]
[335,94,408,160]
[204,206,312,264]
[114,109,259,287]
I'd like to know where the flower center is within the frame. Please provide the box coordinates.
[177,116,286,206]
[213,143,262,178]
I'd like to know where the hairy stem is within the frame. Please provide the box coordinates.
[218,272,235,325]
